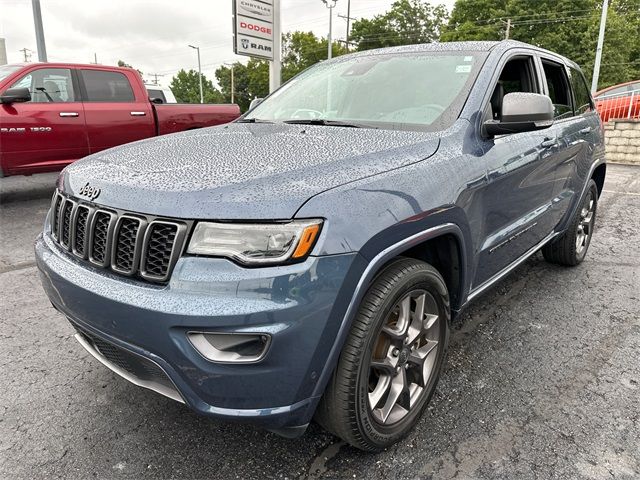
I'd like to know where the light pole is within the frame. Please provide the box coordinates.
[223,63,235,104]
[188,44,203,104]
[322,0,338,60]
[591,0,609,93]
[32,0,47,62]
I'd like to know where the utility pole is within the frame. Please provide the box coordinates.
[338,11,357,50]
[505,18,511,40]
[269,0,281,93]
[91,52,98,64]
[345,0,351,50]
[32,0,48,62]
[591,0,609,93]
[148,73,165,85]
[20,47,33,62]
[322,0,338,59]
[188,44,203,103]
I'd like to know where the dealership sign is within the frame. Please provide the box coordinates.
[233,0,274,60]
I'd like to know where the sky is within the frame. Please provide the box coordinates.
[0,0,456,87]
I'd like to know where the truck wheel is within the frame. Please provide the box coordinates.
[542,179,598,266]
[315,258,450,451]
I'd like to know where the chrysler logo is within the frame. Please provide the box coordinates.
[239,0,272,18]
[78,182,101,201]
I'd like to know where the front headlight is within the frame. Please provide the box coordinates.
[187,219,323,266]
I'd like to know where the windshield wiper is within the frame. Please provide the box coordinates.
[282,119,363,128]
[236,118,275,124]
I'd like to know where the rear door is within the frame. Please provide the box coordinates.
[537,58,598,227]
[0,67,88,175]
[79,68,154,153]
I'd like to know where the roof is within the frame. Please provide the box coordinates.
[4,61,135,70]
[336,40,576,66]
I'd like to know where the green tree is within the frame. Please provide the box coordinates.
[281,31,348,80]
[214,31,347,111]
[350,0,448,51]
[440,0,640,89]
[169,69,224,103]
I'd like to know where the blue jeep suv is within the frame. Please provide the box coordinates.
[36,41,605,451]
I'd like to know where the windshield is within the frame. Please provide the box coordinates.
[245,51,486,131]
[0,64,23,84]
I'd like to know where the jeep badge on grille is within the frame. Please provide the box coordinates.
[78,182,101,201]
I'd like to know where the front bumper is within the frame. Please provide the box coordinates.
[35,232,360,429]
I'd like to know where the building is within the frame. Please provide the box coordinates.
[0,38,7,65]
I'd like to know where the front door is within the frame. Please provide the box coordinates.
[472,54,560,288]
[0,67,88,175]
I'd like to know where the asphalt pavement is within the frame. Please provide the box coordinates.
[1,165,639,480]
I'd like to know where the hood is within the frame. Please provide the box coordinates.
[61,122,440,219]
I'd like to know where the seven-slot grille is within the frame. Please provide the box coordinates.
[50,191,187,282]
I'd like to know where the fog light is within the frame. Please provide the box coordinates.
[187,332,271,363]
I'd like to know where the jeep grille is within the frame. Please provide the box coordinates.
[49,191,188,283]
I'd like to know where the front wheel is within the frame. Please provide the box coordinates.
[542,179,598,266]
[315,258,450,451]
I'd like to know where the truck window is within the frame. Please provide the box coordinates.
[9,68,76,103]
[541,60,573,119]
[81,70,135,102]
[489,56,538,120]
[147,88,166,103]
[569,68,593,115]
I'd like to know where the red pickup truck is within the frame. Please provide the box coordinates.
[0,63,240,176]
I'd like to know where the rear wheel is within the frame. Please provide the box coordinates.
[315,258,450,451]
[542,179,598,266]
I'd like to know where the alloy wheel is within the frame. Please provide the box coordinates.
[367,289,441,425]
[576,192,595,255]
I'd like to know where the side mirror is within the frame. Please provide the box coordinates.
[249,97,264,110]
[150,97,164,104]
[484,92,553,137]
[0,87,31,104]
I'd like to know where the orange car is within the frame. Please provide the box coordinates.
[594,79,640,122]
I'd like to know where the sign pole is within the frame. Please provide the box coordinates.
[269,0,281,93]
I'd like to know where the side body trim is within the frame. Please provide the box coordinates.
[467,231,558,302]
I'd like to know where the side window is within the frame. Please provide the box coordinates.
[541,60,573,119]
[81,70,135,102]
[147,88,166,103]
[489,56,538,120]
[569,68,593,115]
[10,68,76,103]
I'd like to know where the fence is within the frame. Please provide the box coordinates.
[595,88,640,122]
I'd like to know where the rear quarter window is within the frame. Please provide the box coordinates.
[569,68,593,115]
[81,70,135,102]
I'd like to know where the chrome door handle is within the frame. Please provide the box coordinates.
[59,112,79,117]
[540,137,558,148]
[579,127,592,135]
[130,111,146,116]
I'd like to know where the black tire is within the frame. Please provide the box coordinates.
[542,179,598,266]
[315,258,450,451]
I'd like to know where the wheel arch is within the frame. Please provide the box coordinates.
[591,163,606,198]
[310,222,470,402]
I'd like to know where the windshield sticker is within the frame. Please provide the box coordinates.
[456,65,472,73]
[464,56,473,62]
